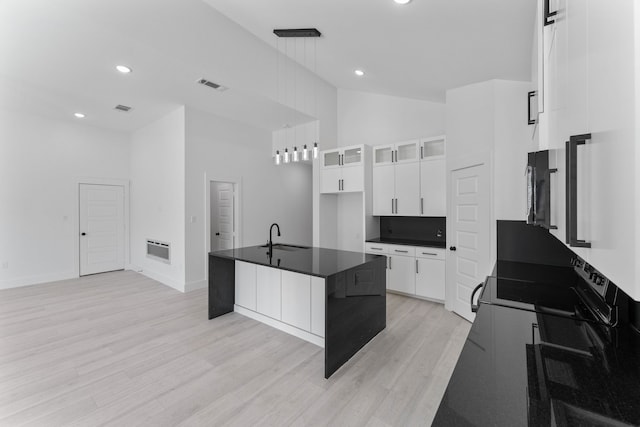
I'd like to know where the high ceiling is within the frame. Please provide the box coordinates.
[0,0,536,132]
[205,0,537,102]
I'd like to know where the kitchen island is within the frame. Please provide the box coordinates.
[209,244,386,378]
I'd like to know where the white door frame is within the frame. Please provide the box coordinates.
[74,177,130,277]
[204,174,241,275]
[445,152,493,319]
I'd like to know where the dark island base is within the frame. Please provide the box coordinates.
[324,257,386,378]
[208,254,387,379]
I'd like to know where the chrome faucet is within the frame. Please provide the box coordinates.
[269,223,281,254]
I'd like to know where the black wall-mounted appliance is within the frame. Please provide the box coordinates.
[526,150,557,230]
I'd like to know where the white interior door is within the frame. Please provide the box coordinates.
[79,184,125,276]
[447,163,489,322]
[213,182,234,251]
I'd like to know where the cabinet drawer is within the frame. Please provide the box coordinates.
[388,245,416,257]
[415,248,445,260]
[365,242,389,254]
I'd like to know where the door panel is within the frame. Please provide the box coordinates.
[387,254,415,294]
[217,183,234,250]
[320,168,341,194]
[394,162,420,216]
[79,184,124,276]
[420,158,446,216]
[372,165,395,215]
[448,163,490,322]
[416,258,445,301]
[341,166,364,192]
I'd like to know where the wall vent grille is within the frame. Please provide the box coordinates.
[146,239,170,263]
[197,78,227,92]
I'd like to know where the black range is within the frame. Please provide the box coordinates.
[433,221,640,426]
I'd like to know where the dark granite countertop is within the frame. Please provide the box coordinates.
[210,244,383,278]
[433,302,640,426]
[365,237,446,249]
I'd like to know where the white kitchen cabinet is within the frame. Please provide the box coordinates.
[235,261,256,311]
[420,157,446,216]
[281,270,311,331]
[341,165,364,192]
[372,164,395,215]
[536,0,640,300]
[387,253,415,295]
[320,144,367,194]
[256,265,281,320]
[416,252,445,301]
[366,243,445,302]
[372,138,444,216]
[394,162,420,216]
[310,277,325,337]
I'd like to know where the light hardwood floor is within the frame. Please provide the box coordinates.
[0,271,470,426]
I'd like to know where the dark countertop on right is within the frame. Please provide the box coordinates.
[365,237,446,249]
[433,301,640,426]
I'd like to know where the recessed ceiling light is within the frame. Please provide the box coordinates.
[394,0,412,4]
[74,112,85,118]
[116,65,132,74]
[354,69,365,77]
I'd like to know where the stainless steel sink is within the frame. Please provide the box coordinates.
[259,243,310,251]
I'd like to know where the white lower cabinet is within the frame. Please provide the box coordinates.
[234,262,325,345]
[235,261,256,310]
[256,265,281,320]
[366,243,445,302]
[281,271,311,331]
[416,257,445,301]
[388,254,415,294]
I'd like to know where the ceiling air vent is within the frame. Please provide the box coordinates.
[114,104,132,112]
[197,78,228,92]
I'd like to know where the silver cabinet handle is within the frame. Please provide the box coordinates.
[422,252,437,256]
[395,249,408,253]
[420,146,424,159]
[395,198,398,214]
[389,256,392,270]
[370,247,383,251]
[391,199,394,213]
[421,197,424,215]
[415,259,419,274]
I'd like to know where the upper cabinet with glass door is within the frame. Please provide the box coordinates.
[420,136,445,160]
[320,144,368,194]
[322,146,364,169]
[373,140,420,166]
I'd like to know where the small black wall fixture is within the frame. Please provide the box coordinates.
[544,0,558,26]
[528,91,537,125]
[565,133,591,248]
[273,28,322,38]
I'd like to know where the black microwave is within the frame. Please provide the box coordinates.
[526,150,557,230]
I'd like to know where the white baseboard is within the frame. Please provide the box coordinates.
[185,279,207,292]
[0,270,78,290]
[234,305,325,348]
[136,268,185,292]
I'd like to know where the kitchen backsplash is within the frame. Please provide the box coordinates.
[379,216,446,243]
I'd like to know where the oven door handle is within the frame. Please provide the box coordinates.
[470,282,484,313]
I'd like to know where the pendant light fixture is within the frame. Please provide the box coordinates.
[273,28,322,165]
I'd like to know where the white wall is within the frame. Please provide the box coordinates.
[185,107,312,291]
[130,107,186,291]
[337,89,445,147]
[445,79,532,271]
[0,109,130,289]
